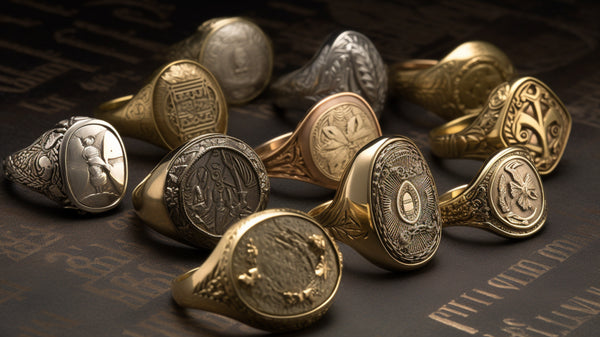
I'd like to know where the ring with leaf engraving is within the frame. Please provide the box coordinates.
[271,30,387,117]
[308,136,441,271]
[171,208,342,332]
[255,92,382,189]
[429,76,571,175]
[390,41,514,120]
[95,60,227,150]
[166,17,273,105]
[439,146,547,238]
[133,133,269,249]
[3,117,127,213]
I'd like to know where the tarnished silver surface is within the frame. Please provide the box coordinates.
[3,117,127,213]
[167,17,273,105]
[271,30,387,117]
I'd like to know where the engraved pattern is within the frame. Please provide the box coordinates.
[310,103,380,181]
[314,203,368,242]
[262,137,312,180]
[272,31,387,115]
[371,140,441,264]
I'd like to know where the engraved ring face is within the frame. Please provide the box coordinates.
[370,139,441,266]
[153,61,227,149]
[60,119,127,212]
[230,213,341,317]
[164,134,269,244]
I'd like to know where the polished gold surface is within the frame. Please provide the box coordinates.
[429,76,571,175]
[255,92,382,189]
[439,146,547,238]
[308,136,441,271]
[95,60,227,150]
[390,41,514,120]
[171,208,342,332]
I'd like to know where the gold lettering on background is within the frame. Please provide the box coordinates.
[18,311,79,337]
[0,224,63,262]
[0,279,28,304]
[18,94,76,114]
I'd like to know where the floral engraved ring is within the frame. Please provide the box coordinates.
[270,30,387,117]
[171,208,342,332]
[429,76,571,175]
[3,117,128,213]
[308,136,442,271]
[254,92,382,189]
[95,60,227,150]
[390,41,514,120]
[439,147,547,238]
[166,17,273,105]
[132,133,270,249]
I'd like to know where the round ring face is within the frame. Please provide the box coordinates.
[230,214,340,317]
[164,135,269,241]
[201,20,272,104]
[501,78,571,174]
[370,139,441,266]
[309,102,380,181]
[153,61,226,148]
[61,120,127,212]
[454,57,510,113]
[489,156,545,230]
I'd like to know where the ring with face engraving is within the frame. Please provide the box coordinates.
[132,133,270,249]
[271,30,387,117]
[390,41,514,120]
[171,208,342,332]
[439,147,547,238]
[429,76,571,175]
[254,92,382,189]
[3,117,128,213]
[166,17,273,105]
[95,60,227,150]
[308,136,441,271]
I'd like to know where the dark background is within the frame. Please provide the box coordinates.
[0,1,599,336]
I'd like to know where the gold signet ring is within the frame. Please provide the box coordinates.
[132,133,269,249]
[3,117,127,213]
[271,30,387,117]
[171,208,342,332]
[166,17,273,105]
[439,147,547,238]
[429,77,571,175]
[95,60,227,150]
[308,136,441,271]
[255,92,382,189]
[390,41,514,120]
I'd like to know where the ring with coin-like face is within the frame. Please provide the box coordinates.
[271,30,387,117]
[255,92,382,189]
[429,76,571,175]
[3,117,127,213]
[166,17,273,105]
[308,136,441,271]
[133,133,269,249]
[439,147,547,238]
[171,208,342,332]
[389,41,514,120]
[95,60,227,150]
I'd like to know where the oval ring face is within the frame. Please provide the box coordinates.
[309,101,380,181]
[61,120,127,212]
[164,134,269,244]
[153,61,227,149]
[370,139,441,266]
[455,57,510,113]
[230,214,341,316]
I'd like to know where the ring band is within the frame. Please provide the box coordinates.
[255,92,382,189]
[171,208,342,332]
[439,146,547,238]
[389,41,514,120]
[3,117,128,213]
[271,30,387,117]
[308,136,441,271]
[166,17,273,105]
[95,60,227,150]
[429,76,572,175]
[133,133,269,249]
